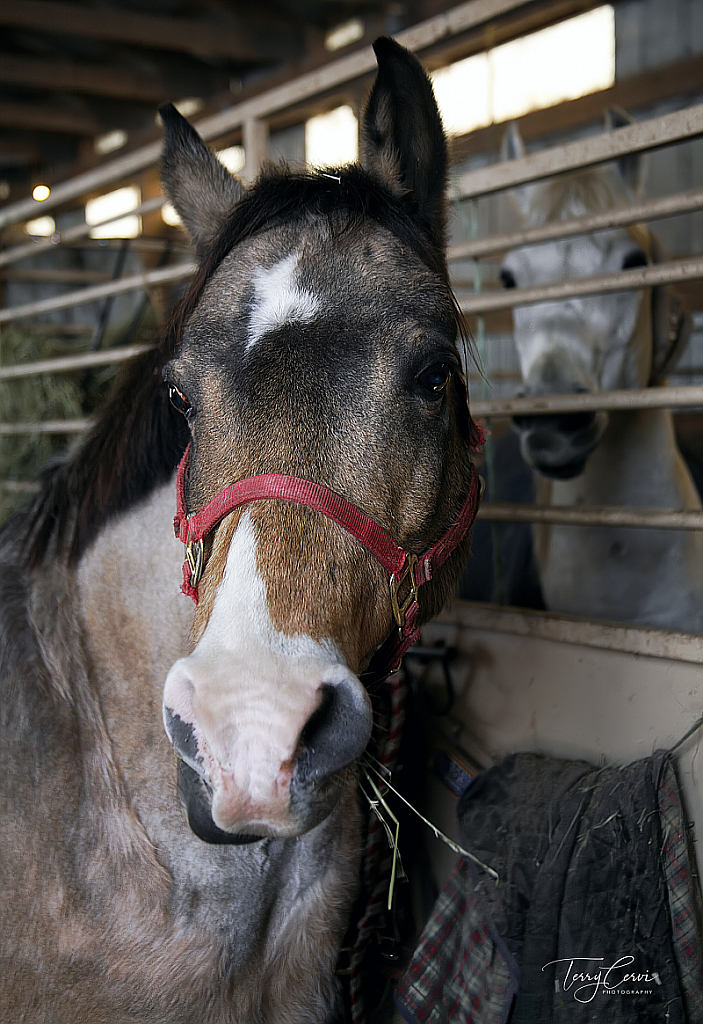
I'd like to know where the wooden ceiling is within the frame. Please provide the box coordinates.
[0,0,456,199]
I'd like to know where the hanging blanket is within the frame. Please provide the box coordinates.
[396,751,702,1024]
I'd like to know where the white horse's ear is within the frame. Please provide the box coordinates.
[500,122,539,219]
[160,103,243,256]
[604,106,645,198]
[361,37,448,253]
[500,121,526,162]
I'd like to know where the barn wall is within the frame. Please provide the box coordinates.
[417,604,703,887]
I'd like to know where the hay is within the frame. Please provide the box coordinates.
[0,327,115,523]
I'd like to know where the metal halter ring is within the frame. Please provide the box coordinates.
[389,553,419,630]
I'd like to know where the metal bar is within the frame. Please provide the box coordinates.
[0,267,112,283]
[0,480,39,493]
[453,104,703,200]
[470,385,703,417]
[0,0,533,230]
[433,602,703,663]
[478,502,703,530]
[448,187,703,261]
[0,261,194,323]
[0,420,89,435]
[0,196,166,268]
[459,256,703,315]
[4,386,702,434]
[6,139,698,276]
[4,250,701,326]
[242,118,269,184]
[0,344,151,380]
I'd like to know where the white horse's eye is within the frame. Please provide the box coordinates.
[500,267,517,288]
[621,248,648,270]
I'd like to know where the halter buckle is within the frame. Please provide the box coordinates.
[390,554,418,629]
[185,532,204,591]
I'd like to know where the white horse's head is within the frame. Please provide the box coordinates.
[501,113,658,479]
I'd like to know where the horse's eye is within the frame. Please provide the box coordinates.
[417,362,453,395]
[168,384,192,418]
[622,248,648,270]
[500,267,517,289]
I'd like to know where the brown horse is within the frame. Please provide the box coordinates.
[0,39,481,1023]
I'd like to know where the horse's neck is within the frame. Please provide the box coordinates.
[76,479,192,710]
[73,482,230,898]
[541,407,701,511]
[73,482,361,958]
[534,407,703,631]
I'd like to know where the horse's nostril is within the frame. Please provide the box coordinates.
[296,680,373,786]
[512,411,596,435]
[554,411,596,434]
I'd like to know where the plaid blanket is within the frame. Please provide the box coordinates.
[396,751,702,1024]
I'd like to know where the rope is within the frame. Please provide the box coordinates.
[348,671,408,1023]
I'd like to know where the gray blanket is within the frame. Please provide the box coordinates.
[396,751,702,1024]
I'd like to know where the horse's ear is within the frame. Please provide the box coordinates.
[604,106,645,197]
[500,121,526,162]
[500,122,539,219]
[361,37,448,252]
[160,103,242,255]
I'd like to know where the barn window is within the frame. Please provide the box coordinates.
[86,186,141,239]
[25,215,55,237]
[431,5,615,135]
[325,19,364,51]
[217,146,246,175]
[95,130,128,156]
[305,105,358,168]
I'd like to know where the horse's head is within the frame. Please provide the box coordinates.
[160,39,481,843]
[499,114,658,480]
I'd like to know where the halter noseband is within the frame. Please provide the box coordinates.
[173,445,482,678]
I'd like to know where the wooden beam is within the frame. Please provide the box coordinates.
[0,53,175,104]
[0,100,101,136]
[0,0,300,63]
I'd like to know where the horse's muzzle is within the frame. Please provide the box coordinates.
[511,409,602,479]
[163,667,372,841]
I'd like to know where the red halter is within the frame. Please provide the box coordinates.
[173,444,482,677]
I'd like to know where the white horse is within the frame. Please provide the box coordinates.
[498,117,703,633]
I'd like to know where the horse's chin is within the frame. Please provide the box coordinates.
[177,759,267,845]
[532,455,589,480]
[517,425,600,480]
[176,757,342,845]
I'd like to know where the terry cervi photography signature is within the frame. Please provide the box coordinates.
[543,956,663,1002]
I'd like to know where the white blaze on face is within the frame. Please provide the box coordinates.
[247,252,320,350]
[162,512,353,834]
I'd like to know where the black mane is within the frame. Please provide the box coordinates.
[20,163,463,568]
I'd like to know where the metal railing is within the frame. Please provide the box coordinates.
[1,0,702,561]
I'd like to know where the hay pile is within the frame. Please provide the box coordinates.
[0,327,117,523]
